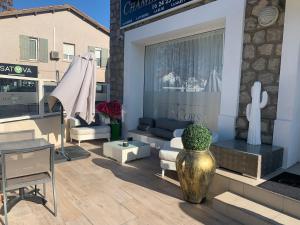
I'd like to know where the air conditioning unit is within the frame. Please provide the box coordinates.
[50,51,60,61]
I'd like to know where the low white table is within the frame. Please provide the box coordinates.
[103,140,151,164]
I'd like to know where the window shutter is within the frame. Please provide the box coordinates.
[101,48,109,68]
[88,46,95,53]
[39,38,48,63]
[19,35,30,60]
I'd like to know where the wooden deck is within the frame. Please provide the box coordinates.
[2,141,241,225]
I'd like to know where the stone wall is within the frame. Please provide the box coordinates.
[236,0,285,144]
[110,0,124,102]
[109,0,215,102]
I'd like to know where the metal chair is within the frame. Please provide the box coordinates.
[0,131,57,225]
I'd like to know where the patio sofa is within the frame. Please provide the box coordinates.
[128,117,193,149]
[149,118,193,140]
[69,114,110,146]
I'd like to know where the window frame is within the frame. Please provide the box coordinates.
[0,75,60,123]
[94,48,102,68]
[29,37,38,61]
[63,43,75,62]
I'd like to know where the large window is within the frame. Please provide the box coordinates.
[0,78,39,118]
[88,46,109,68]
[19,35,48,63]
[43,81,60,113]
[96,83,110,104]
[63,43,75,62]
[144,29,224,130]
[0,76,110,120]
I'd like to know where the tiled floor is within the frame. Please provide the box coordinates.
[286,163,300,176]
[1,140,241,225]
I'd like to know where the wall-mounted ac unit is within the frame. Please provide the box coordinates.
[50,51,60,61]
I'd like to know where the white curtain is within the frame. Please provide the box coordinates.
[143,29,224,131]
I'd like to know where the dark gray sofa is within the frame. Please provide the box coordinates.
[137,118,193,140]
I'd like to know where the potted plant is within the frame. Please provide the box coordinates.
[176,124,216,203]
[96,100,122,140]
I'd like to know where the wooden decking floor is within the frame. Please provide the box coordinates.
[2,141,241,225]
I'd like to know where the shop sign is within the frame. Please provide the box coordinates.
[120,0,203,27]
[0,63,38,78]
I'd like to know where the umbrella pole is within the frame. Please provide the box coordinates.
[60,105,71,161]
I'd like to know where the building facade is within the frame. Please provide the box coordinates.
[110,0,300,168]
[0,4,110,145]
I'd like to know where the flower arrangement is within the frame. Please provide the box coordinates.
[96,100,122,124]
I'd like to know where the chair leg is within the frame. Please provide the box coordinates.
[162,169,165,178]
[78,140,81,146]
[52,178,57,216]
[3,190,8,225]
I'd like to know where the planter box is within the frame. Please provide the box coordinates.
[210,140,283,179]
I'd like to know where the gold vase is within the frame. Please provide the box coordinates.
[176,149,216,203]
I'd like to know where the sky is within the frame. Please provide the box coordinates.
[14,0,110,29]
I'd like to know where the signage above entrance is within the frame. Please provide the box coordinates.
[0,63,38,78]
[120,0,204,28]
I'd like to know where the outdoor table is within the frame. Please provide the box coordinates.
[0,138,55,203]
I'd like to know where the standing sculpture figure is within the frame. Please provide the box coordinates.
[246,81,268,145]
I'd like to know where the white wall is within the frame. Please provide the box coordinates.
[123,0,246,139]
[273,0,300,168]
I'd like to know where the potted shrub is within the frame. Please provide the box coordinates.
[96,100,122,140]
[176,124,216,203]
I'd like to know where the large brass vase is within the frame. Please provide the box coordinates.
[176,149,216,203]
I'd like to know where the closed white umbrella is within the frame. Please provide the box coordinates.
[48,53,96,160]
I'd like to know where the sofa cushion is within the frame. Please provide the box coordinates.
[70,125,110,135]
[150,127,173,140]
[159,148,181,162]
[137,117,154,131]
[155,118,192,131]
[139,117,154,126]
[76,114,101,127]
[137,124,151,131]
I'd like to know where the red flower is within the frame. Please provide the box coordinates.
[96,100,122,120]
[96,101,110,115]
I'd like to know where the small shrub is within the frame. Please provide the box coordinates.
[182,124,212,151]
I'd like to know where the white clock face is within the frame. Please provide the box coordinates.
[258,6,279,27]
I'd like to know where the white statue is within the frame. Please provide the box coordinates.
[246,81,268,145]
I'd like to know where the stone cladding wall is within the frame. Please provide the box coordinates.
[236,0,285,144]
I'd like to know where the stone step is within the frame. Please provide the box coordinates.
[212,192,300,225]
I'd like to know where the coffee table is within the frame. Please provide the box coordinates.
[103,140,151,164]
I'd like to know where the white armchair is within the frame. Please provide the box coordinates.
[69,117,111,146]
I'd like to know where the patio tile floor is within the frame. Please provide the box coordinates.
[1,140,241,225]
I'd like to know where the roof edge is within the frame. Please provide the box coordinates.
[0,4,110,35]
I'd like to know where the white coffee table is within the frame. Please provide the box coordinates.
[103,140,151,164]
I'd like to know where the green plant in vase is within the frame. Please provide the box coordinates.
[176,124,216,203]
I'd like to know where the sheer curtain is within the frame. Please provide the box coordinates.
[143,29,224,131]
